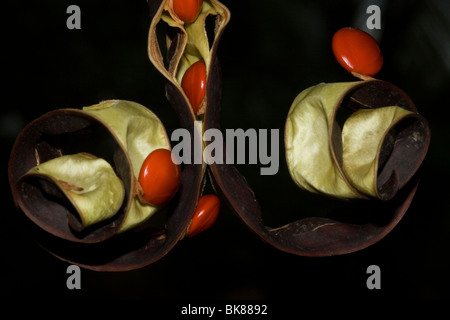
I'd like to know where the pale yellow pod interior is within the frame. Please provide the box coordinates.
[149,0,230,86]
[285,82,362,199]
[83,100,171,232]
[285,82,416,201]
[341,106,413,197]
[26,153,125,228]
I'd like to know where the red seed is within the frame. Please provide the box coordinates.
[173,0,203,23]
[181,60,207,114]
[187,194,220,237]
[138,148,181,206]
[332,27,383,77]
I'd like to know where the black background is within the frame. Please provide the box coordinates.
[2,0,449,302]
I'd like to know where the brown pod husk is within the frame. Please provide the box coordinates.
[24,158,202,271]
[285,80,430,201]
[43,0,231,270]
[208,80,430,256]
[9,0,431,272]
[8,100,202,271]
[8,0,232,271]
[147,0,230,231]
[9,108,128,243]
[148,0,230,120]
[148,1,431,256]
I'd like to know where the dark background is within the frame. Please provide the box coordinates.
[2,0,449,302]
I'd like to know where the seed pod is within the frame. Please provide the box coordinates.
[209,80,430,256]
[285,81,429,201]
[10,1,431,270]
[8,0,232,271]
[148,1,431,257]
[147,0,229,242]
[24,152,125,231]
[8,100,200,270]
[148,0,230,119]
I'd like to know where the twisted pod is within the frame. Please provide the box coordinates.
[8,0,231,271]
[148,9,430,257]
[9,101,190,270]
[8,1,431,272]
[285,80,429,202]
[209,80,430,256]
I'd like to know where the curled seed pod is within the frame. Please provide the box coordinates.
[147,1,430,260]
[24,152,125,232]
[148,0,230,119]
[147,0,230,246]
[208,80,430,256]
[148,1,431,257]
[8,100,200,270]
[8,0,232,271]
[285,81,429,201]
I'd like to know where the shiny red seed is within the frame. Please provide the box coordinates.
[186,194,220,237]
[332,27,383,77]
[181,60,207,114]
[173,0,203,23]
[138,148,181,206]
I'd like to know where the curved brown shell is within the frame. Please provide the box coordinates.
[7,0,230,271]
[207,80,430,256]
[8,106,204,270]
[8,0,431,270]
[9,109,126,243]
